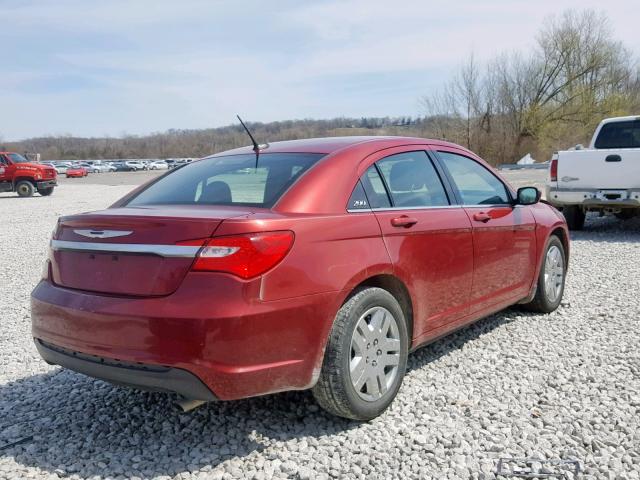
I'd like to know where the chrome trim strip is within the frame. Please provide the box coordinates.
[50,240,200,258]
[73,229,133,239]
[347,204,514,213]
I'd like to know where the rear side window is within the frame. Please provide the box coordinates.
[594,120,640,149]
[347,181,370,210]
[127,153,324,208]
[360,165,392,208]
[437,151,510,205]
[376,151,450,207]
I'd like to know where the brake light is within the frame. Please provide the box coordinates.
[186,231,294,279]
[550,155,558,182]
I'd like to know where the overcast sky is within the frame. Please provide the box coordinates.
[1,0,638,140]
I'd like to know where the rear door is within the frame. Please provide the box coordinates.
[361,147,474,336]
[434,148,537,312]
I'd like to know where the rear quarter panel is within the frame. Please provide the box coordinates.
[214,211,393,301]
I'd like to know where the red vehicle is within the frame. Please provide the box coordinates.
[66,166,89,178]
[0,152,57,197]
[31,137,569,420]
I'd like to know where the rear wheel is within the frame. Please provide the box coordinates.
[312,287,408,421]
[522,236,566,313]
[563,206,585,230]
[16,180,35,197]
[39,187,54,196]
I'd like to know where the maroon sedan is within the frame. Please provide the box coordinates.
[31,137,569,420]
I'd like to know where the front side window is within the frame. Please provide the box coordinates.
[437,151,510,205]
[128,153,324,208]
[7,153,29,163]
[375,151,450,207]
[594,120,640,149]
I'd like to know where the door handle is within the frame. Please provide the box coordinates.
[391,216,418,228]
[473,212,491,222]
[605,154,621,162]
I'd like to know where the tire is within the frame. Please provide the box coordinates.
[312,287,409,421]
[522,236,566,313]
[615,209,638,220]
[15,180,35,197]
[39,187,54,196]
[562,206,585,230]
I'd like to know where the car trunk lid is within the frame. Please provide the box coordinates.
[50,205,253,296]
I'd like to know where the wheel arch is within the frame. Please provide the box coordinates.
[550,226,569,267]
[13,176,36,187]
[343,274,414,344]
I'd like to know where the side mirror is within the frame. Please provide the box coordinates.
[516,187,541,205]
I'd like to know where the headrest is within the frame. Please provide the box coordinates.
[200,180,232,203]
[389,161,424,191]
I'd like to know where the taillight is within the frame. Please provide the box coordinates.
[184,231,294,279]
[550,155,558,182]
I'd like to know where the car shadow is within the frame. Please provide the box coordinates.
[0,307,522,478]
[0,368,357,478]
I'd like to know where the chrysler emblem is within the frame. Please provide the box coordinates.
[74,229,133,239]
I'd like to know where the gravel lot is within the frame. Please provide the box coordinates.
[1,176,639,480]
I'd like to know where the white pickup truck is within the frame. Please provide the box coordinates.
[546,115,640,229]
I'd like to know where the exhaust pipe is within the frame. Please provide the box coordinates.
[175,398,208,413]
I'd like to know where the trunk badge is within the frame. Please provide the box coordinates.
[74,229,133,239]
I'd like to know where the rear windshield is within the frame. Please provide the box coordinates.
[127,153,324,208]
[594,120,640,149]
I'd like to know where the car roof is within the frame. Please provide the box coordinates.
[208,136,466,157]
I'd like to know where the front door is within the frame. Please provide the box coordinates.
[435,149,537,313]
[359,148,474,338]
[0,155,12,183]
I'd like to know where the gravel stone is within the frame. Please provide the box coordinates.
[0,184,639,479]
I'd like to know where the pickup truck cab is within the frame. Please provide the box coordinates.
[547,116,640,229]
[0,152,57,197]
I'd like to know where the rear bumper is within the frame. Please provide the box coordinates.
[546,185,640,208]
[31,276,339,401]
[36,339,217,400]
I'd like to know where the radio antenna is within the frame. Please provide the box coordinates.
[236,115,261,169]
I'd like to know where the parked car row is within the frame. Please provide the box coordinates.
[41,159,196,174]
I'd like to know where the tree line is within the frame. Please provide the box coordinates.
[422,10,640,164]
[3,9,638,166]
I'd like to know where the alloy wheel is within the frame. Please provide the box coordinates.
[349,306,401,402]
[544,245,564,303]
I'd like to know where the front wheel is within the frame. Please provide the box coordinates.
[16,180,35,197]
[522,235,566,313]
[39,187,54,196]
[312,287,408,421]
